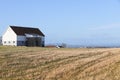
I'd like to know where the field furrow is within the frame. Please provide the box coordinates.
[0,46,120,80]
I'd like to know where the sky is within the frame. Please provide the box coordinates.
[0,0,120,46]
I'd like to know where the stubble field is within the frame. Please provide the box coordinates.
[0,46,120,80]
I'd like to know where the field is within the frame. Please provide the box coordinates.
[1,46,120,80]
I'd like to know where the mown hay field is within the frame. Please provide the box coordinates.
[1,46,120,80]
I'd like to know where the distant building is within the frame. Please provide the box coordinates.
[0,36,2,45]
[2,26,45,47]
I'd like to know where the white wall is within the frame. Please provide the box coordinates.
[2,27,17,46]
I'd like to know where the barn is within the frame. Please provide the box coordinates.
[2,26,45,47]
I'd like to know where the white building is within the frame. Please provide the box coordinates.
[0,36,2,45]
[2,26,45,47]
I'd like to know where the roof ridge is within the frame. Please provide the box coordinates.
[10,25,38,29]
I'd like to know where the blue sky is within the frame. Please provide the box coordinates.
[0,0,120,46]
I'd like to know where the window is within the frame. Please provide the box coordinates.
[17,41,25,46]
[13,41,15,43]
[22,41,24,44]
[8,41,10,43]
[4,41,6,44]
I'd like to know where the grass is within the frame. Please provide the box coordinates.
[0,46,120,80]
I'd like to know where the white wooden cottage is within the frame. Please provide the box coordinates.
[2,26,45,47]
